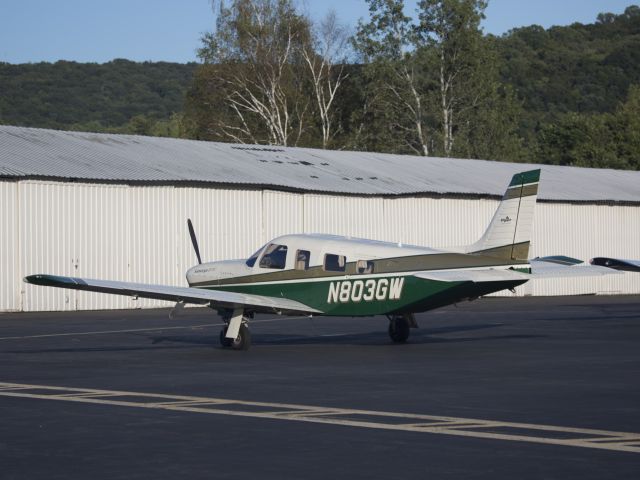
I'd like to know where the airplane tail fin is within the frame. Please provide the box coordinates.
[466,169,540,261]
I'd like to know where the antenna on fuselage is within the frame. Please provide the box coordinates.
[187,218,202,264]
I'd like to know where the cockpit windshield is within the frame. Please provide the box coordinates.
[245,244,267,267]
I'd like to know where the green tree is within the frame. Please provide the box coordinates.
[353,0,434,155]
[0,60,196,133]
[415,0,490,156]
[302,10,351,149]
[195,0,313,146]
[352,0,525,161]
[610,84,640,170]
[537,113,616,168]
[453,84,528,162]
[537,85,640,170]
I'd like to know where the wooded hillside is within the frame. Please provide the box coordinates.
[0,2,638,169]
[0,60,197,134]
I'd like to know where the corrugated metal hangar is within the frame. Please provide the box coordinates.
[1,125,639,312]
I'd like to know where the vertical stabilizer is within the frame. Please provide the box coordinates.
[467,169,540,261]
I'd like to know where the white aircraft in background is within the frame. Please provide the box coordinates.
[25,169,639,350]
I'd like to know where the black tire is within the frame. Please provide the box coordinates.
[388,316,410,343]
[219,327,232,347]
[231,324,251,351]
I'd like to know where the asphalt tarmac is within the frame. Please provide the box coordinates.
[0,295,639,480]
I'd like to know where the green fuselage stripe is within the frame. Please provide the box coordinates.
[202,272,527,316]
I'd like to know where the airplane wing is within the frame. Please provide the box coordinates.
[24,274,321,315]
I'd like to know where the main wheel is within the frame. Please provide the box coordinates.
[388,316,410,343]
[231,324,251,351]
[219,327,232,347]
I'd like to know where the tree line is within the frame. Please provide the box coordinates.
[1,1,638,170]
[0,59,197,135]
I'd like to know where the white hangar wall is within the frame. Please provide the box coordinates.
[1,179,639,312]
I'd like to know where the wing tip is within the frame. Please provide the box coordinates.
[24,274,45,285]
[24,274,79,286]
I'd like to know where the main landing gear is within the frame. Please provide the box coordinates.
[219,308,252,350]
[387,314,418,343]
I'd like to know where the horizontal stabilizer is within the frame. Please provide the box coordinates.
[414,269,528,283]
[529,260,623,278]
[532,256,583,266]
[24,274,321,315]
[416,259,628,284]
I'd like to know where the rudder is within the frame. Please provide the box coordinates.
[467,169,540,261]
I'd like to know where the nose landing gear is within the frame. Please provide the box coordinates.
[219,308,252,350]
[220,323,251,350]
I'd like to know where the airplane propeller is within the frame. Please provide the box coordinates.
[187,218,202,265]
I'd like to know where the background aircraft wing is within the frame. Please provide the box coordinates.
[590,257,640,272]
[24,274,321,315]
[529,257,628,278]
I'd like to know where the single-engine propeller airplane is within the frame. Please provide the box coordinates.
[25,169,639,350]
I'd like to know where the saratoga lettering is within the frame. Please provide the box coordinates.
[327,278,405,304]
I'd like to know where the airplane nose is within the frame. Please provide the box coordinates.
[186,264,215,285]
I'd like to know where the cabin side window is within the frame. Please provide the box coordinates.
[356,260,374,274]
[295,250,310,270]
[324,253,346,272]
[259,244,288,269]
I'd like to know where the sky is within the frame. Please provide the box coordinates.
[0,0,637,64]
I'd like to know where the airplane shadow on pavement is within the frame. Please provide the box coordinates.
[1,323,547,354]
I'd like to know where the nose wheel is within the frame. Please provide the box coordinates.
[219,308,252,350]
[220,323,251,350]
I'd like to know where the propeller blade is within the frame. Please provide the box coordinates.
[187,218,202,264]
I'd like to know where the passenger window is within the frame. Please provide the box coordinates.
[324,253,346,272]
[259,244,288,269]
[295,250,310,270]
[356,260,374,274]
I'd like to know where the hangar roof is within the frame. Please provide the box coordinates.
[1,125,638,203]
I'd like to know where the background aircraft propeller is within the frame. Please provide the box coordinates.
[187,218,202,265]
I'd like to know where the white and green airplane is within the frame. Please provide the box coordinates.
[25,169,639,350]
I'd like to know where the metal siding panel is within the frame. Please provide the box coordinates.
[12,181,640,312]
[0,181,20,311]
[304,194,386,240]
[382,197,497,247]
[303,194,345,234]
[343,196,385,240]
[73,183,131,310]
[128,186,178,309]
[262,190,303,241]
[20,181,77,311]
[175,187,263,271]
[529,203,640,296]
